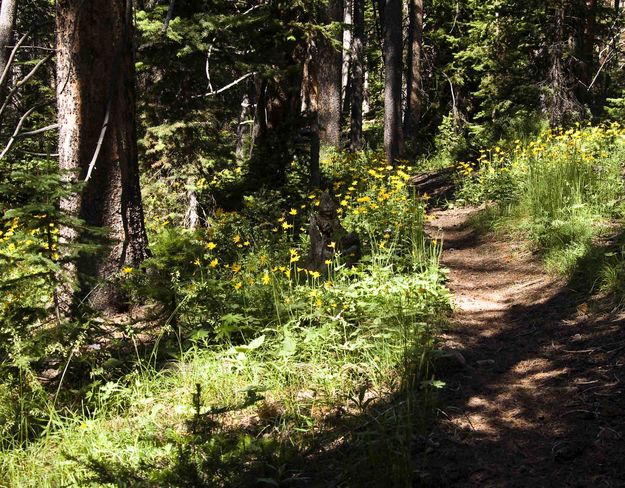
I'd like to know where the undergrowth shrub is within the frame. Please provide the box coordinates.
[1,151,451,487]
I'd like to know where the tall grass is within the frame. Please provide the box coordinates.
[458,122,625,281]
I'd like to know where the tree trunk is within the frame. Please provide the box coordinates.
[580,0,597,109]
[383,0,403,163]
[317,0,343,146]
[350,0,365,149]
[403,0,423,143]
[544,3,580,126]
[184,177,200,230]
[0,0,17,90]
[56,0,149,313]
[235,92,251,159]
[342,0,352,105]
[302,38,321,187]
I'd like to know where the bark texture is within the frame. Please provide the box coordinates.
[383,0,403,163]
[404,0,423,142]
[350,0,364,149]
[341,0,352,104]
[56,0,149,313]
[317,0,343,146]
[0,0,17,88]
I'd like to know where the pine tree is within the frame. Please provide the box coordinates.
[383,0,403,162]
[56,0,149,313]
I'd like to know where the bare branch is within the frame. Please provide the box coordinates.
[0,21,52,93]
[15,123,59,138]
[193,72,256,98]
[161,0,176,35]
[18,150,59,157]
[0,105,37,160]
[0,53,54,123]
[84,102,112,182]
[0,29,30,91]
[5,45,56,52]
[205,36,216,92]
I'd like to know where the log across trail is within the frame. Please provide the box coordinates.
[420,207,625,487]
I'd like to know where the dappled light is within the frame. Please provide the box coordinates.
[2,0,625,486]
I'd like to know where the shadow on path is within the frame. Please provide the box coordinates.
[419,207,625,487]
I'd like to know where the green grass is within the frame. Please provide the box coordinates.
[0,154,451,487]
[458,122,625,300]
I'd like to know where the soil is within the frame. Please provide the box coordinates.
[419,206,625,488]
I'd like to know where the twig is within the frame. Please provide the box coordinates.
[205,37,216,92]
[161,0,176,34]
[0,105,37,159]
[192,71,256,98]
[5,45,55,51]
[0,29,31,91]
[15,123,59,138]
[84,102,111,181]
[18,150,58,157]
[560,409,594,418]
[0,53,53,123]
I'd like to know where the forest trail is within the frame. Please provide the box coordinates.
[420,207,625,488]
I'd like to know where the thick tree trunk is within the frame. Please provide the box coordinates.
[350,0,364,149]
[317,0,343,146]
[383,0,403,163]
[56,0,149,313]
[0,0,17,90]
[403,0,423,143]
[544,4,580,126]
[301,39,321,187]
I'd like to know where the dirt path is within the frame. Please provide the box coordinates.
[420,207,625,488]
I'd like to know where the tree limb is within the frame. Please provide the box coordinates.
[161,0,176,34]
[15,123,59,138]
[84,102,111,182]
[193,71,256,98]
[0,53,54,124]
[0,105,37,159]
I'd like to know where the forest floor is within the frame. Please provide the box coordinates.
[418,206,625,487]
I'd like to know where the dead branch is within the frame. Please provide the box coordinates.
[0,53,54,123]
[0,105,37,159]
[193,71,256,98]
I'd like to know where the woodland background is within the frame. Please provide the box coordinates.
[1,0,625,486]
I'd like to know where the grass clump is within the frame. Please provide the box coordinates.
[457,122,625,297]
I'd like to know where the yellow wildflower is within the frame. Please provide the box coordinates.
[289,208,298,216]
[206,242,217,250]
[234,282,243,290]
[232,263,241,273]
[122,267,133,274]
[233,234,241,244]
[210,258,219,268]
[262,273,271,285]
